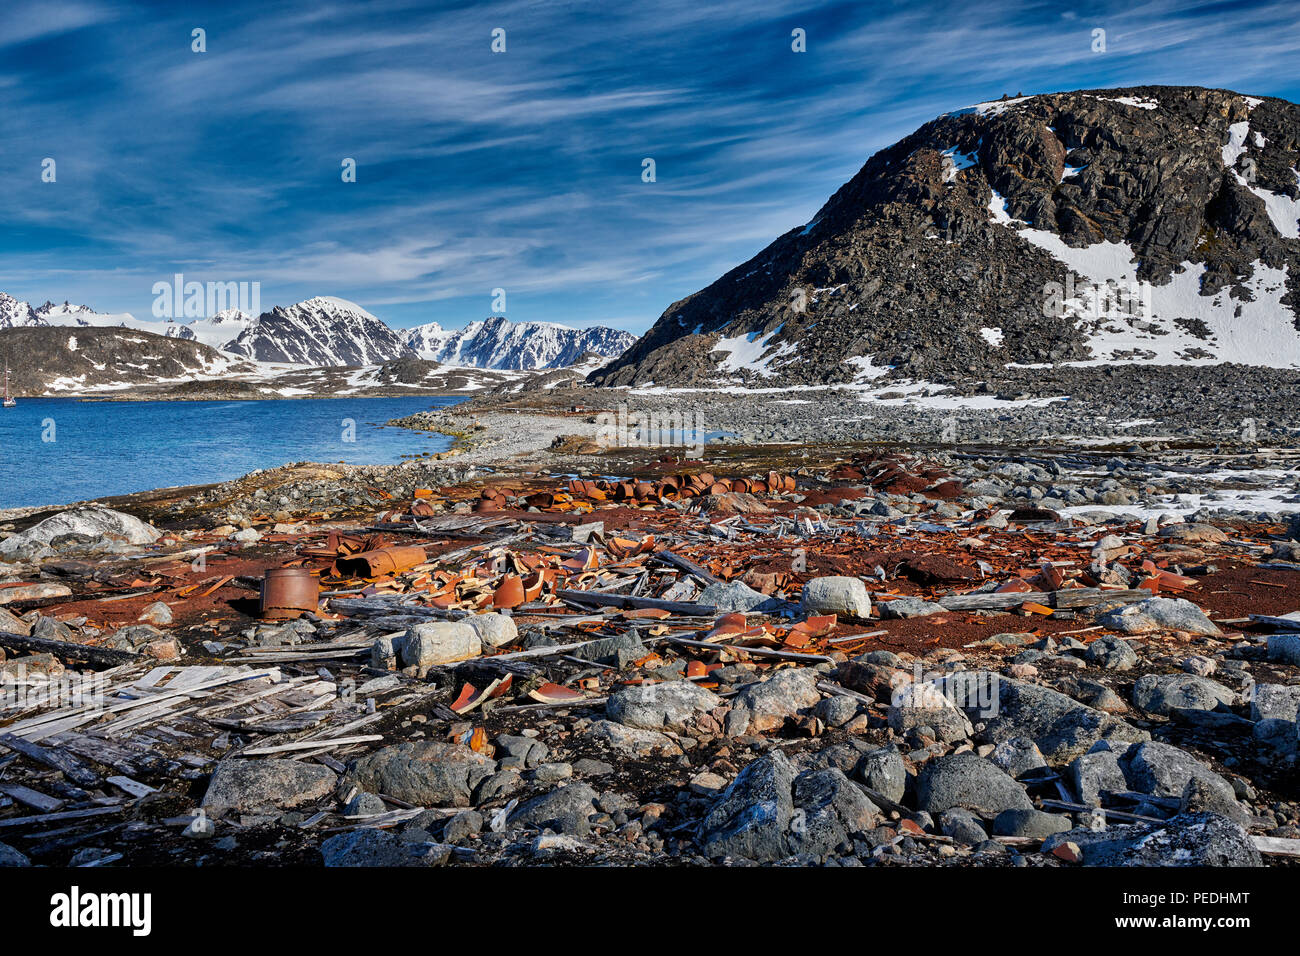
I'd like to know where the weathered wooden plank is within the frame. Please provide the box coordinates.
[936,587,1150,611]
[239,734,383,756]
[0,732,101,786]
[556,589,716,616]
[0,630,141,668]
[1048,588,1152,609]
[0,804,122,829]
[1253,835,1300,858]
[0,783,67,813]
[653,549,723,585]
[0,583,73,606]
[329,598,464,620]
[666,635,834,663]
[105,776,157,799]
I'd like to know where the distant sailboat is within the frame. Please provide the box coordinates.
[3,364,15,408]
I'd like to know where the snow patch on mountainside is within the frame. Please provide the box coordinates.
[713,328,793,377]
[979,178,1300,370]
[1009,224,1299,367]
[1223,121,1252,167]
[1102,95,1159,110]
[1249,170,1300,240]
[171,309,254,349]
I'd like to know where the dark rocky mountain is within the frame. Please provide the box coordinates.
[592,86,1300,387]
[0,326,244,395]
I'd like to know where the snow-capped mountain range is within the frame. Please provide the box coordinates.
[219,297,409,366]
[402,315,636,369]
[0,293,633,371]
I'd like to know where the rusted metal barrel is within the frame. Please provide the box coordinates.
[336,545,428,578]
[260,568,319,620]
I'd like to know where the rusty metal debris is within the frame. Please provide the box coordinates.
[1,447,1299,869]
[259,567,319,620]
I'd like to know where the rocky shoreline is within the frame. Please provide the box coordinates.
[1,389,1298,868]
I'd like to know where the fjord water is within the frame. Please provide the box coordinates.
[0,396,463,509]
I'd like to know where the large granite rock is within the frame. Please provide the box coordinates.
[1042,813,1260,866]
[964,674,1149,762]
[1132,673,1235,716]
[729,668,823,733]
[0,506,161,559]
[202,759,338,817]
[605,680,722,731]
[800,576,872,618]
[915,753,1032,815]
[1096,597,1220,636]
[345,742,496,807]
[400,622,481,668]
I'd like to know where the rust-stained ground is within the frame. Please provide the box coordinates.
[1,436,1299,869]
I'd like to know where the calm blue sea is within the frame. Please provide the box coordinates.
[0,396,463,509]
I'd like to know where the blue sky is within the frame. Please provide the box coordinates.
[2,0,1299,333]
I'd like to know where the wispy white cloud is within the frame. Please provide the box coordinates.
[1,0,1298,334]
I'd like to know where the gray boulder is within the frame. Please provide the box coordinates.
[698,751,797,862]
[1253,718,1297,755]
[789,768,879,857]
[814,694,860,727]
[971,675,1149,762]
[605,680,722,731]
[1250,683,1300,723]
[202,759,338,817]
[992,808,1072,839]
[939,808,988,845]
[1096,597,1220,635]
[915,754,1032,815]
[462,612,517,648]
[370,633,403,669]
[1158,523,1228,544]
[1069,748,1128,806]
[1132,674,1234,716]
[0,506,161,558]
[582,720,683,756]
[345,742,496,807]
[571,632,646,668]
[494,734,548,769]
[442,809,483,844]
[879,596,946,619]
[0,841,31,866]
[699,580,779,613]
[855,744,906,803]
[344,792,388,816]
[1267,634,1300,666]
[1179,776,1251,825]
[400,622,481,668]
[888,681,974,742]
[1121,741,1244,820]
[988,737,1048,780]
[321,828,451,867]
[1084,635,1137,670]
[800,576,872,618]
[698,752,878,862]
[1042,813,1260,866]
[509,782,599,836]
[731,667,822,733]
